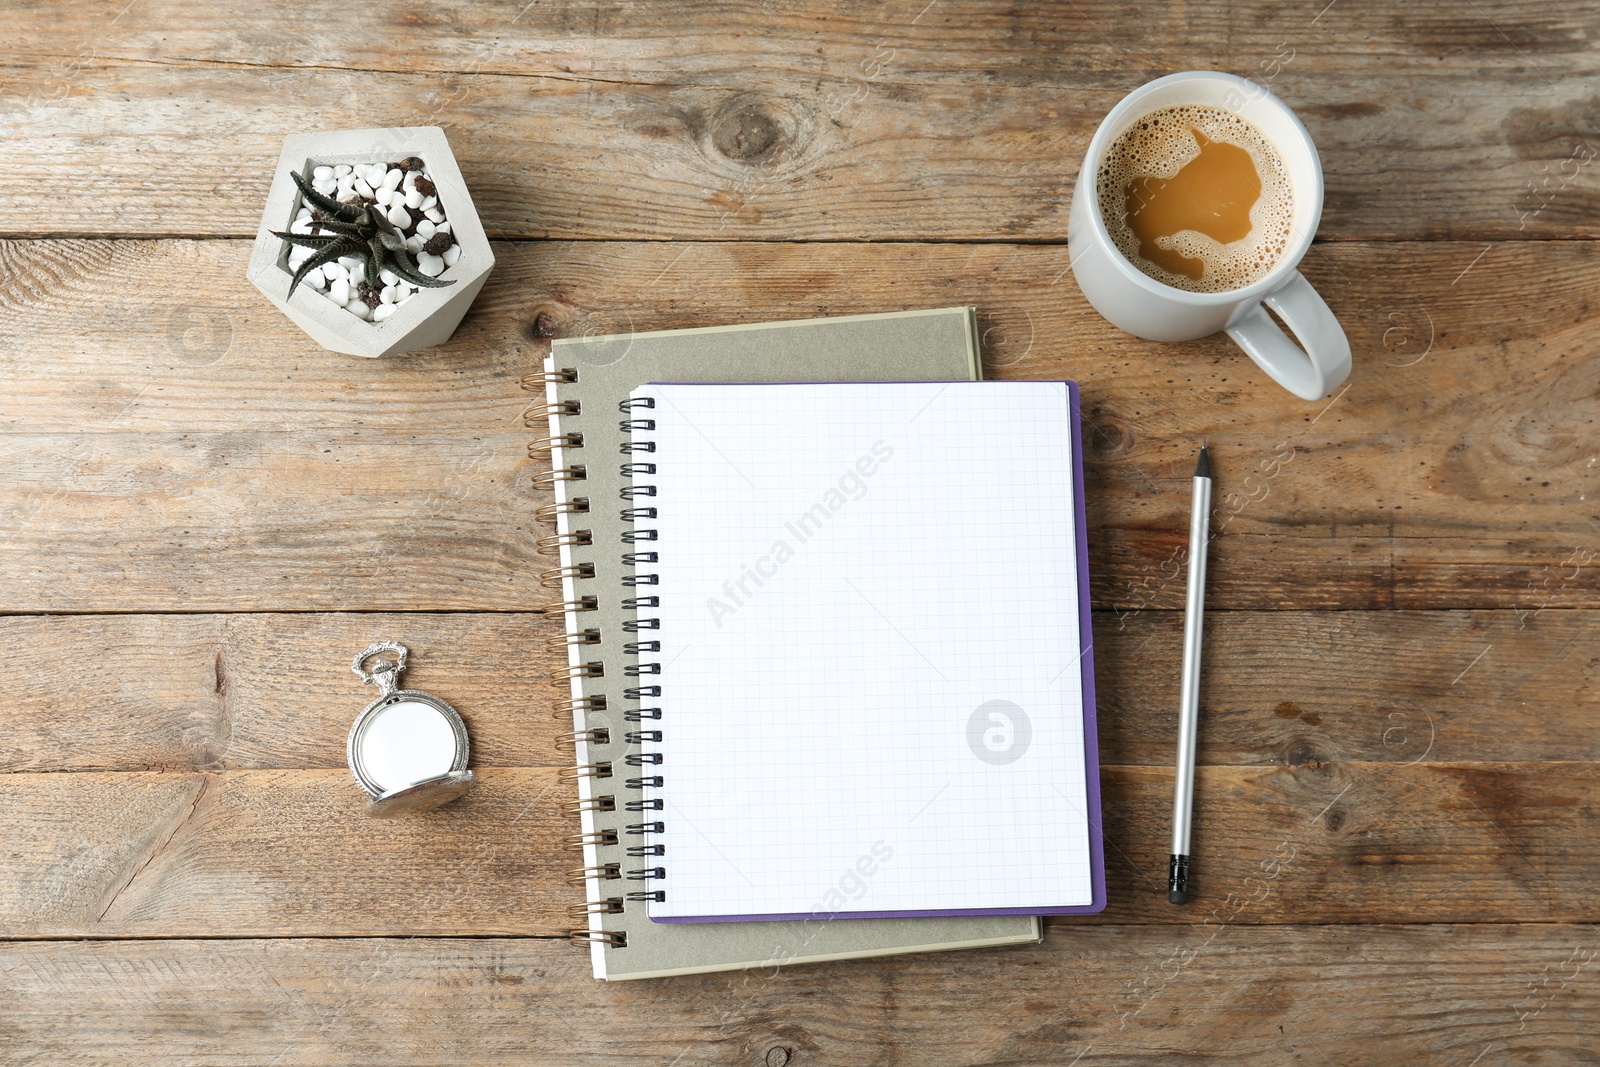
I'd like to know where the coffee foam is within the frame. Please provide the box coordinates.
[1096,104,1293,294]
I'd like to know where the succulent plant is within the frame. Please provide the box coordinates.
[273,170,456,301]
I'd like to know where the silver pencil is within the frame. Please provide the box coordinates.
[1169,442,1211,904]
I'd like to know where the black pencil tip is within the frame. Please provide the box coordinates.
[1194,443,1211,480]
[1168,853,1190,904]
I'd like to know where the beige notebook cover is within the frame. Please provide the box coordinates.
[536,307,1041,980]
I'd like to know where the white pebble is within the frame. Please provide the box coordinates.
[435,221,451,234]
[415,218,436,240]
[289,218,312,235]
[372,303,398,322]
[353,178,374,198]
[337,255,362,272]
[378,268,400,287]
[380,284,397,304]
[305,269,327,290]
[364,162,388,187]
[404,235,424,254]
[313,165,334,182]
[386,205,410,229]
[334,164,352,178]
[442,243,462,267]
[373,188,393,207]
[403,188,424,209]
[416,251,445,278]
[347,300,372,320]
[312,179,337,196]
[329,278,350,305]
[425,209,444,225]
[420,195,437,211]
[321,262,345,281]
[287,246,311,270]
[382,167,404,191]
[296,206,312,221]
[337,174,355,192]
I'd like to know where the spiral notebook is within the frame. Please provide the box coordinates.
[623,382,1105,922]
[539,308,1044,980]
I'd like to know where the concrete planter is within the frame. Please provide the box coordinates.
[248,126,494,358]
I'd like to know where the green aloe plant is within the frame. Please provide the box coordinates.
[273,170,456,301]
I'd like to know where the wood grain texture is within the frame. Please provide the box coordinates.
[3,761,1595,937]
[0,613,567,774]
[1,1,1597,241]
[0,239,1595,612]
[3,926,1596,1065]
[0,609,1592,774]
[3,0,1598,1057]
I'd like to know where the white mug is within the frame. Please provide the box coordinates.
[1068,71,1351,401]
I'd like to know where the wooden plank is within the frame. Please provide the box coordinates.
[0,238,1594,612]
[11,0,1597,77]
[0,430,545,612]
[2,761,1596,937]
[0,613,568,774]
[5,238,1596,438]
[0,609,1592,774]
[2,926,1595,1063]
[1,16,1595,242]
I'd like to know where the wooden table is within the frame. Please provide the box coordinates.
[3,2,1596,1062]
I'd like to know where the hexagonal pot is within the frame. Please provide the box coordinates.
[247,126,494,358]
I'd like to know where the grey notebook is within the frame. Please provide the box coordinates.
[536,307,1041,980]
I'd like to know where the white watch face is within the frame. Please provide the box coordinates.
[356,698,459,791]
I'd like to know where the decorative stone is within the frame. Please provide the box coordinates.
[387,205,412,229]
[442,244,462,267]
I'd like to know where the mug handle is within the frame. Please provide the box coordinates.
[1224,271,1351,401]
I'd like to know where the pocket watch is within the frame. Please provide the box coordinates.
[347,641,475,817]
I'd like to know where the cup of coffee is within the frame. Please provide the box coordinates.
[1069,71,1351,401]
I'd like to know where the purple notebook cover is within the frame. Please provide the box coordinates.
[648,380,1107,922]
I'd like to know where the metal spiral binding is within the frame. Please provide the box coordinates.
[533,595,599,617]
[543,383,676,947]
[542,374,667,949]
[615,397,666,896]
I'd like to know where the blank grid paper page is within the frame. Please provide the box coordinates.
[639,382,1092,920]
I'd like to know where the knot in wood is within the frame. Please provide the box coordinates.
[712,100,783,164]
